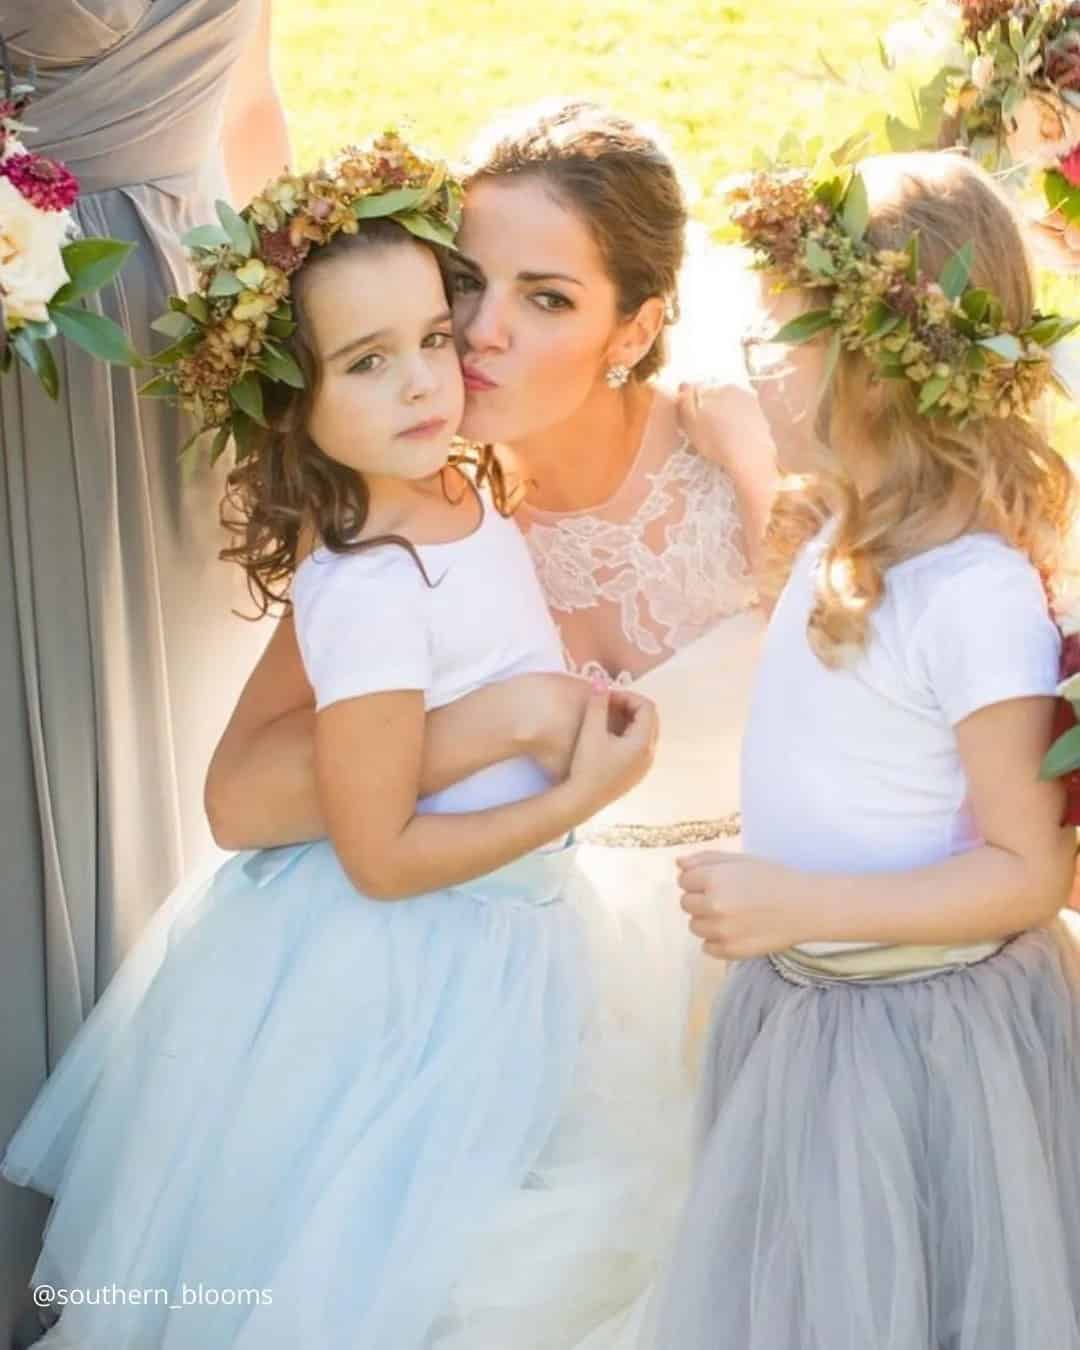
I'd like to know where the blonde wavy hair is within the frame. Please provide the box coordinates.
[765,151,1076,666]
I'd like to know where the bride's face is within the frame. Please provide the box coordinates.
[452,176,628,443]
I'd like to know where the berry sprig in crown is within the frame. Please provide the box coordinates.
[727,159,1079,423]
[142,132,463,463]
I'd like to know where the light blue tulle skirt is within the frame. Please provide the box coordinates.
[1,837,619,1348]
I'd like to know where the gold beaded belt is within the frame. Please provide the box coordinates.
[580,814,741,849]
[769,938,1007,986]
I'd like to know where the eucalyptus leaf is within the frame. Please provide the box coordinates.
[772,308,836,344]
[1041,724,1080,779]
[961,288,991,322]
[12,328,59,399]
[395,211,456,249]
[1001,82,1024,121]
[208,271,244,297]
[864,303,902,338]
[151,332,201,366]
[979,333,1023,361]
[186,292,210,324]
[917,375,949,414]
[138,374,179,398]
[182,224,230,250]
[257,345,305,388]
[52,306,141,366]
[151,311,196,339]
[230,371,267,426]
[939,241,974,301]
[53,238,135,305]
[215,200,254,258]
[353,186,428,219]
[231,410,258,460]
[804,239,836,278]
[841,173,870,243]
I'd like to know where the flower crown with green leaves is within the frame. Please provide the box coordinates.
[726,159,1079,422]
[143,132,463,463]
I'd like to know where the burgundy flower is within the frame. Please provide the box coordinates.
[1062,145,1080,187]
[1,153,79,212]
[1062,631,1080,678]
[257,225,310,275]
[1050,697,1080,826]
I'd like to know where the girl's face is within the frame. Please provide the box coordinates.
[741,279,831,476]
[302,241,464,481]
[452,176,628,443]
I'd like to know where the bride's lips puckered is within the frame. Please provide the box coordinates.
[396,417,448,440]
[462,366,498,393]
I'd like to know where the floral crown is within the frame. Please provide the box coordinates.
[726,159,1079,422]
[143,132,463,463]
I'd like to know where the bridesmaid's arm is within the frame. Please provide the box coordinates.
[205,617,596,851]
[222,0,292,205]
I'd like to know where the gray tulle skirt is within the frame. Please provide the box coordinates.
[643,920,1080,1350]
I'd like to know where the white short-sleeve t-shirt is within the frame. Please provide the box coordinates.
[291,495,565,815]
[741,529,1060,885]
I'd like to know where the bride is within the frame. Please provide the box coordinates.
[204,98,775,1344]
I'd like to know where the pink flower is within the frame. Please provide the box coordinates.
[1061,144,1080,187]
[0,153,79,212]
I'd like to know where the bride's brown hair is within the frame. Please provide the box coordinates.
[767,152,1076,665]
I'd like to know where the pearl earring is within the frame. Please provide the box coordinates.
[605,363,631,389]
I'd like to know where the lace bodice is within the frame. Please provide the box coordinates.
[518,424,756,686]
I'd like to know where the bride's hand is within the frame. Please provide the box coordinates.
[676,380,777,489]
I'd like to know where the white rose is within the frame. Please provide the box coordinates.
[884,4,964,70]
[1006,94,1080,168]
[0,176,72,325]
[1059,671,1080,701]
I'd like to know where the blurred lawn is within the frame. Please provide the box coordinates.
[274,0,1080,445]
[273,0,901,230]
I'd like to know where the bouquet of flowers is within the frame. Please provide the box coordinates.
[882,1,1080,264]
[0,39,138,396]
[1043,554,1080,823]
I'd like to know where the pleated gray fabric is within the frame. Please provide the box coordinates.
[0,2,270,1340]
[644,922,1080,1350]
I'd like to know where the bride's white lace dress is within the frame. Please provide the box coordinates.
[433,387,765,1348]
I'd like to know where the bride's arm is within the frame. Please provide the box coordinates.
[677,381,779,595]
[206,616,598,850]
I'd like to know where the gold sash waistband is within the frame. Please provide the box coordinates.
[579,814,742,850]
[770,938,1007,986]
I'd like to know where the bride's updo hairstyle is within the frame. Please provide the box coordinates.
[465,99,688,380]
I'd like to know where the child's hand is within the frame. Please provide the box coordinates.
[676,851,807,960]
[565,682,658,816]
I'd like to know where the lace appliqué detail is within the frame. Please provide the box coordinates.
[524,441,755,683]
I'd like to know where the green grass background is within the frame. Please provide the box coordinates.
[273,0,900,229]
[273,0,1079,440]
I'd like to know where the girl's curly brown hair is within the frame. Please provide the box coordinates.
[219,220,514,616]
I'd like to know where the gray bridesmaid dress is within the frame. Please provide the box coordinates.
[0,1,272,1339]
